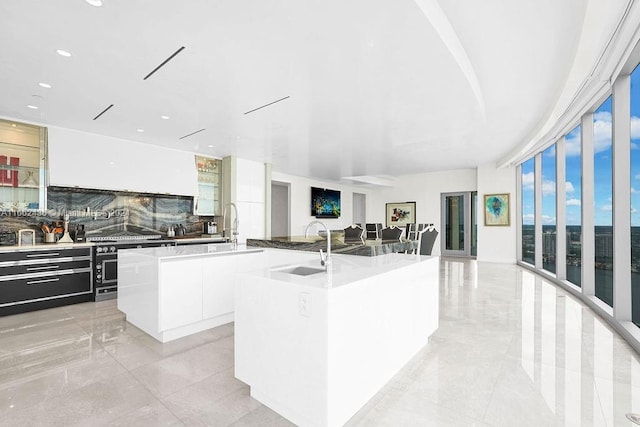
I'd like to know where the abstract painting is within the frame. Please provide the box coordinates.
[385,202,416,227]
[484,193,510,226]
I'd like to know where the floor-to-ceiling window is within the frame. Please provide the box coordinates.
[542,144,556,273]
[594,96,613,307]
[565,125,582,286]
[631,65,640,325]
[522,159,535,264]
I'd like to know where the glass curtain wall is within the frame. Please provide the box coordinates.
[631,65,640,325]
[594,96,613,307]
[522,158,535,264]
[565,125,582,286]
[542,145,557,273]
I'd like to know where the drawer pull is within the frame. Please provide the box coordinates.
[26,253,60,258]
[26,277,60,285]
[26,265,60,272]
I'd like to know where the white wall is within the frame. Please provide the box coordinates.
[270,171,372,235]
[368,169,477,256]
[476,163,517,263]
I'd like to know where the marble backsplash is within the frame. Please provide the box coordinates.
[0,187,216,242]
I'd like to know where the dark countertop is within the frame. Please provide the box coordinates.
[246,236,417,257]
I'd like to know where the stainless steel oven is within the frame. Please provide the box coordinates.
[92,239,175,301]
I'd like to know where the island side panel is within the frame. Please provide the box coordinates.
[118,251,161,337]
[326,256,440,426]
[235,275,330,427]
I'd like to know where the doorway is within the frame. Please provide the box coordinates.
[441,192,477,257]
[352,193,366,225]
[271,181,290,237]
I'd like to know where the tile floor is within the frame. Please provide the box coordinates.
[1,258,640,426]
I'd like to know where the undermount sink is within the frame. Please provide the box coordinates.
[275,265,325,276]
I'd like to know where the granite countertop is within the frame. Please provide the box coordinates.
[246,236,417,257]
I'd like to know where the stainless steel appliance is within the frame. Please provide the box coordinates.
[92,237,175,301]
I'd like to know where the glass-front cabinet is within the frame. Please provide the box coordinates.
[194,155,221,216]
[0,119,47,211]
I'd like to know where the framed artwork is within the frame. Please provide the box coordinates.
[484,193,510,226]
[385,201,416,227]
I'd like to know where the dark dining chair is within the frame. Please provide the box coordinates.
[418,227,438,255]
[344,225,365,244]
[365,223,382,240]
[381,226,403,242]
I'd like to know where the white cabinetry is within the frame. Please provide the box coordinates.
[159,258,203,331]
[48,127,198,196]
[202,255,236,319]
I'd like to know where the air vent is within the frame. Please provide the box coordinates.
[143,46,186,80]
[93,104,114,120]
[179,128,206,140]
[244,96,290,115]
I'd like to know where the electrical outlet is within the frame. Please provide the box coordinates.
[299,292,312,317]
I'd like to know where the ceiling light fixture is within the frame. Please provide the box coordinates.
[137,129,145,133]
[207,145,214,148]
[38,82,52,89]
[26,105,38,110]
[161,115,170,120]
[85,0,103,6]
[56,49,72,57]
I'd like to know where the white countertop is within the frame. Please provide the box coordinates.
[118,243,263,260]
[243,248,436,289]
[0,242,95,252]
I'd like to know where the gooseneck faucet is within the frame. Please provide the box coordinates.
[304,220,330,270]
[222,202,239,249]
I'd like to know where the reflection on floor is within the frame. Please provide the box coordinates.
[1,258,639,426]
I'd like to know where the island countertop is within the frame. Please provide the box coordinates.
[118,243,263,260]
[246,248,433,289]
[246,235,417,257]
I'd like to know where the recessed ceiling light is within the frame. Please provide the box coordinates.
[26,105,38,110]
[56,49,72,57]
[38,82,52,89]
[161,115,170,120]
[137,129,144,133]
[207,145,214,148]
[85,0,103,6]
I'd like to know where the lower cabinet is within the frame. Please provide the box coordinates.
[202,256,236,320]
[0,246,93,316]
[159,258,203,331]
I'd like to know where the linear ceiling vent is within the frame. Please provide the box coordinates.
[143,46,186,80]
[93,104,114,120]
[179,128,206,140]
[244,96,290,115]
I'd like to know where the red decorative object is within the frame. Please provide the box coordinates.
[0,155,19,187]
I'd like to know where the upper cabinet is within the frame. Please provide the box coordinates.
[48,127,198,196]
[194,155,221,216]
[0,119,47,211]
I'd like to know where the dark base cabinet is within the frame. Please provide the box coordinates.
[0,246,93,316]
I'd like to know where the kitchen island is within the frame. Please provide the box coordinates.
[117,243,263,343]
[235,249,439,427]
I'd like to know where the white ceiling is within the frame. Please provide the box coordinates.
[0,0,629,183]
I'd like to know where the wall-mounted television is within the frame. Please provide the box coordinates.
[311,187,341,218]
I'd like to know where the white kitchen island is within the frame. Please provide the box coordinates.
[235,249,439,427]
[117,243,264,343]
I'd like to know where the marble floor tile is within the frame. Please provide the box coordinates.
[0,257,638,426]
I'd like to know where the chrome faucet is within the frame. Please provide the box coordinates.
[222,202,239,248]
[304,220,330,270]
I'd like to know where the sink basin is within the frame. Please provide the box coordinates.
[275,266,325,276]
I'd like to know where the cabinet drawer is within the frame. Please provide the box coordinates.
[0,259,91,277]
[0,247,91,262]
[0,270,92,306]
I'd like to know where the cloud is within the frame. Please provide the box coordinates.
[632,207,638,214]
[564,115,640,157]
[602,204,612,211]
[542,179,555,196]
[565,181,575,193]
[522,172,534,190]
[541,215,556,224]
[632,116,640,139]
[633,187,640,194]
[566,198,581,206]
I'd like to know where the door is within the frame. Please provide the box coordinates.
[271,181,290,237]
[352,193,366,225]
[441,192,477,257]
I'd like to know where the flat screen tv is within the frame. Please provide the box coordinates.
[311,187,341,218]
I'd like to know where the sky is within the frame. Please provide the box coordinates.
[522,65,640,227]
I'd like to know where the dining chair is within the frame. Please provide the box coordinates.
[381,226,403,242]
[344,225,365,244]
[365,223,382,240]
